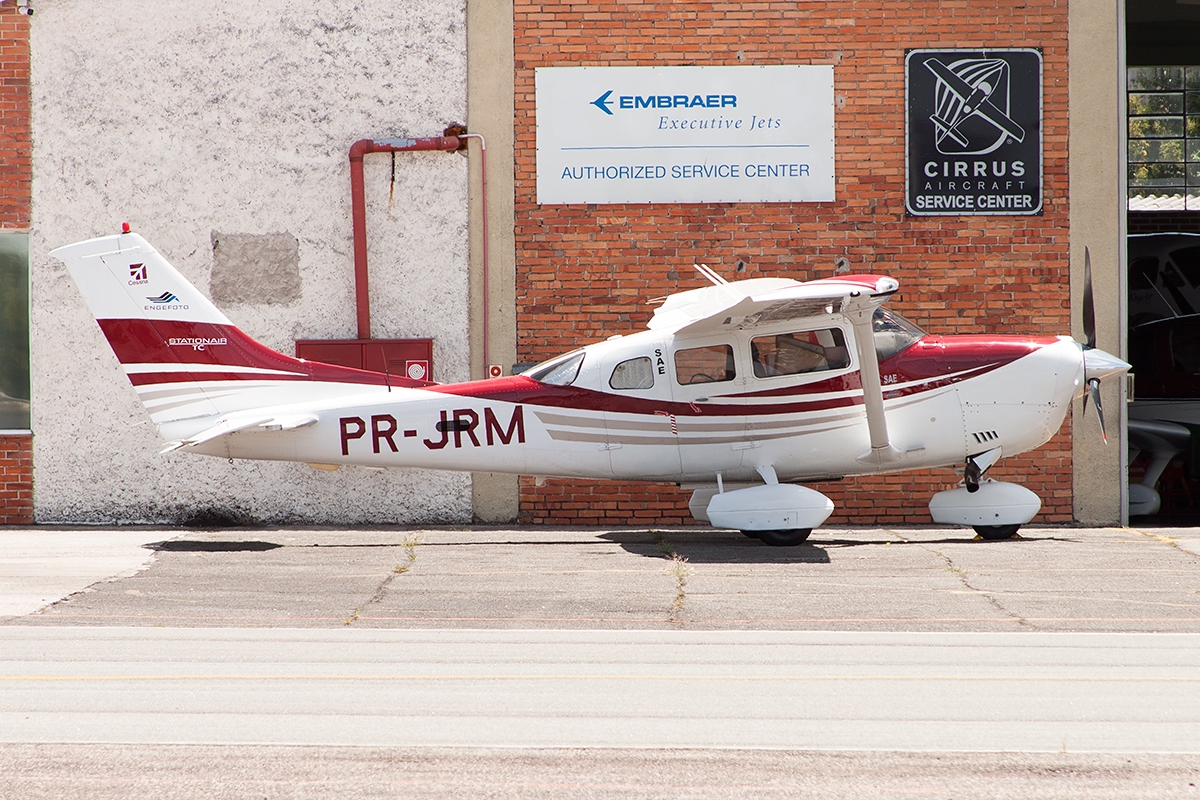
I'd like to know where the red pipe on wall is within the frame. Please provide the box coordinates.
[348,135,462,341]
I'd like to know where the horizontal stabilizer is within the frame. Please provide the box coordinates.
[161,411,319,453]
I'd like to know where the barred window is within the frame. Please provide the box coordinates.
[1127,66,1200,211]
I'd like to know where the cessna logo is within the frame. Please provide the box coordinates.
[128,263,148,285]
[591,90,737,115]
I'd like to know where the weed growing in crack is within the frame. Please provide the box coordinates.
[651,531,675,556]
[393,533,424,574]
[651,531,695,621]
[665,553,694,619]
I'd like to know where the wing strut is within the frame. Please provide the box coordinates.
[844,298,904,466]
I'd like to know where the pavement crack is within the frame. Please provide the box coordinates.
[915,538,1036,630]
[345,572,396,626]
[1130,528,1199,561]
[345,535,423,625]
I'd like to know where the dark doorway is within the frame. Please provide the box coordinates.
[1126,0,1200,523]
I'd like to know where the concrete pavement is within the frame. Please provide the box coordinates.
[2,523,1200,798]
[5,524,1199,631]
[3,627,1200,752]
[0,528,157,618]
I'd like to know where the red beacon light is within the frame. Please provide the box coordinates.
[121,222,131,234]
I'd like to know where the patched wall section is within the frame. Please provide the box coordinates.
[31,1,471,524]
[211,231,302,306]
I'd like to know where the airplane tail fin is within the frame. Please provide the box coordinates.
[51,230,400,431]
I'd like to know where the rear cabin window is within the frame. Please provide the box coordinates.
[609,357,654,390]
[674,344,736,385]
[751,328,849,378]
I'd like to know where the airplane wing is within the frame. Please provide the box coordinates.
[161,409,319,452]
[650,275,899,337]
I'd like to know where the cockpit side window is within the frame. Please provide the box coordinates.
[610,357,655,390]
[751,328,849,378]
[522,350,585,386]
[674,344,736,385]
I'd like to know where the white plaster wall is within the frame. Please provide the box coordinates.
[31,0,472,524]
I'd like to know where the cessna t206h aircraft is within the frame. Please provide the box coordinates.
[53,229,1129,546]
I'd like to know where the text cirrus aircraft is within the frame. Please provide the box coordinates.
[52,227,1129,546]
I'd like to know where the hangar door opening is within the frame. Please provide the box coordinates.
[1125,0,1200,522]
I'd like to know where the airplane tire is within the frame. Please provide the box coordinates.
[972,524,1021,540]
[753,529,813,547]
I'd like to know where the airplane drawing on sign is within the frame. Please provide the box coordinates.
[53,229,1127,546]
[925,57,1026,155]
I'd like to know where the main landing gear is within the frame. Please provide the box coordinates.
[741,528,814,547]
[691,471,834,548]
[971,524,1023,540]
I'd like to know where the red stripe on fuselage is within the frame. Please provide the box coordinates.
[98,319,428,388]
[126,372,309,387]
[428,335,1059,417]
[99,318,1058,418]
[427,376,861,417]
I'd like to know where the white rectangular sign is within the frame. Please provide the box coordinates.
[536,65,835,205]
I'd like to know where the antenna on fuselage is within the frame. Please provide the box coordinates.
[693,263,729,286]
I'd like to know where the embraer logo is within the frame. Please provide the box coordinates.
[591,90,737,115]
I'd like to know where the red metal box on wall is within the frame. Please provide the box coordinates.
[295,339,434,382]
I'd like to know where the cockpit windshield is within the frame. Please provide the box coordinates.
[521,350,585,386]
[873,307,926,361]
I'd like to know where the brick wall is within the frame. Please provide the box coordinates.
[1128,212,1200,235]
[0,435,31,524]
[0,6,30,229]
[513,0,1073,526]
[1,5,31,525]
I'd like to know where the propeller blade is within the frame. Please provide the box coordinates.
[1087,377,1107,444]
[1083,246,1096,350]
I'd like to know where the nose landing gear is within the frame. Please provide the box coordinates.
[928,448,1039,539]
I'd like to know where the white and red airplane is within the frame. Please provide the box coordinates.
[52,228,1129,545]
